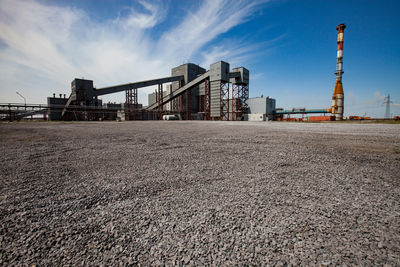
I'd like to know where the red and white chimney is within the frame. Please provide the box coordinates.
[331,23,346,120]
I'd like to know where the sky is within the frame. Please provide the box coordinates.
[0,0,399,118]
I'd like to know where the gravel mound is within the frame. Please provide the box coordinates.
[1,121,399,265]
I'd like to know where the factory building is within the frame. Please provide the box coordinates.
[47,94,69,120]
[247,97,276,121]
[148,90,167,107]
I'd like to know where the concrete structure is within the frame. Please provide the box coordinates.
[230,67,249,121]
[145,61,249,121]
[209,61,229,118]
[148,91,167,107]
[230,67,249,84]
[47,95,69,120]
[171,64,206,86]
[170,64,206,118]
[71,79,95,105]
[247,97,276,121]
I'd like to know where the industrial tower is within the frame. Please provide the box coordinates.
[331,23,346,120]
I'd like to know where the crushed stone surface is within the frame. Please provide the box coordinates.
[0,121,399,265]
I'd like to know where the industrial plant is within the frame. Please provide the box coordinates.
[2,16,400,266]
[48,61,250,121]
[2,24,348,122]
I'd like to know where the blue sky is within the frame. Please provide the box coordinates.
[0,0,399,117]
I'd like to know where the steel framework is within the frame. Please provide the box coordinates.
[178,95,183,115]
[0,103,47,121]
[198,79,210,120]
[231,83,249,120]
[157,84,163,120]
[0,103,161,121]
[185,88,191,120]
[220,82,230,120]
[175,80,183,117]
[203,79,210,120]
[125,88,138,120]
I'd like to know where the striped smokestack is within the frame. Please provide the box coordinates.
[331,23,346,120]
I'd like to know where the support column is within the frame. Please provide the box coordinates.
[220,82,229,121]
[177,80,183,119]
[157,84,163,120]
[203,79,210,120]
[178,95,183,117]
[232,84,237,121]
[186,89,191,120]
[132,88,138,120]
[231,83,249,121]
[125,89,133,120]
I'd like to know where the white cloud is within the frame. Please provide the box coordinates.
[158,0,268,64]
[0,0,81,79]
[116,0,167,29]
[0,0,268,105]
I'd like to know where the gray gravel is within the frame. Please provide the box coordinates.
[1,121,399,265]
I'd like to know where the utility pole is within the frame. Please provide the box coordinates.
[383,94,392,119]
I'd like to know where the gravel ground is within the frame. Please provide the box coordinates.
[0,121,399,266]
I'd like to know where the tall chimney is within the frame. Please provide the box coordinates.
[331,23,346,120]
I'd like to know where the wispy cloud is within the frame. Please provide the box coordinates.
[119,0,167,29]
[0,0,81,79]
[0,0,268,104]
[158,0,268,64]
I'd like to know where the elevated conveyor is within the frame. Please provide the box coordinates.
[61,93,75,117]
[61,75,184,119]
[94,76,184,96]
[146,72,211,110]
[276,108,329,115]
